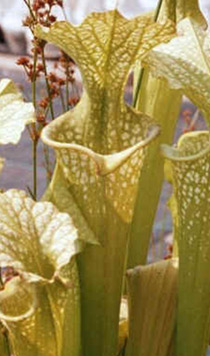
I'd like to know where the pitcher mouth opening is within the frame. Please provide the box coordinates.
[41,119,160,176]
[161,131,210,162]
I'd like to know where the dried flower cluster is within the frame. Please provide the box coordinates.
[16,0,80,198]
[23,0,63,29]
[16,57,43,81]
[181,108,203,134]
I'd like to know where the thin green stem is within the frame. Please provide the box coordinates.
[33,139,38,200]
[23,0,36,21]
[41,105,53,186]
[62,6,68,21]
[43,144,52,186]
[26,185,36,200]
[32,49,38,200]
[154,0,164,21]
[132,68,145,107]
[60,88,66,113]
[132,0,164,108]
[41,47,55,120]
[32,50,37,107]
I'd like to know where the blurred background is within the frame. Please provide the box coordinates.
[0,0,210,55]
[0,0,209,264]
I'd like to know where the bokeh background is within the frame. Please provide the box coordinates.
[0,0,210,55]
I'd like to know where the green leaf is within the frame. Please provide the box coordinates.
[129,0,207,267]
[159,0,207,25]
[0,79,35,144]
[0,189,81,356]
[175,0,206,24]
[144,18,210,116]
[128,0,203,267]
[126,259,178,356]
[128,70,182,266]
[162,131,210,356]
[35,10,175,356]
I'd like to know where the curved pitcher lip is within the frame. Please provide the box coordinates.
[41,118,160,176]
[161,131,210,163]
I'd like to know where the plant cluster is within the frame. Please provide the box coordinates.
[0,0,210,356]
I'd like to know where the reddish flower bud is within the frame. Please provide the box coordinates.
[37,63,44,72]
[68,96,79,107]
[57,0,63,6]
[37,113,46,123]
[48,72,58,83]
[49,15,57,23]
[39,98,49,109]
[16,57,30,66]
